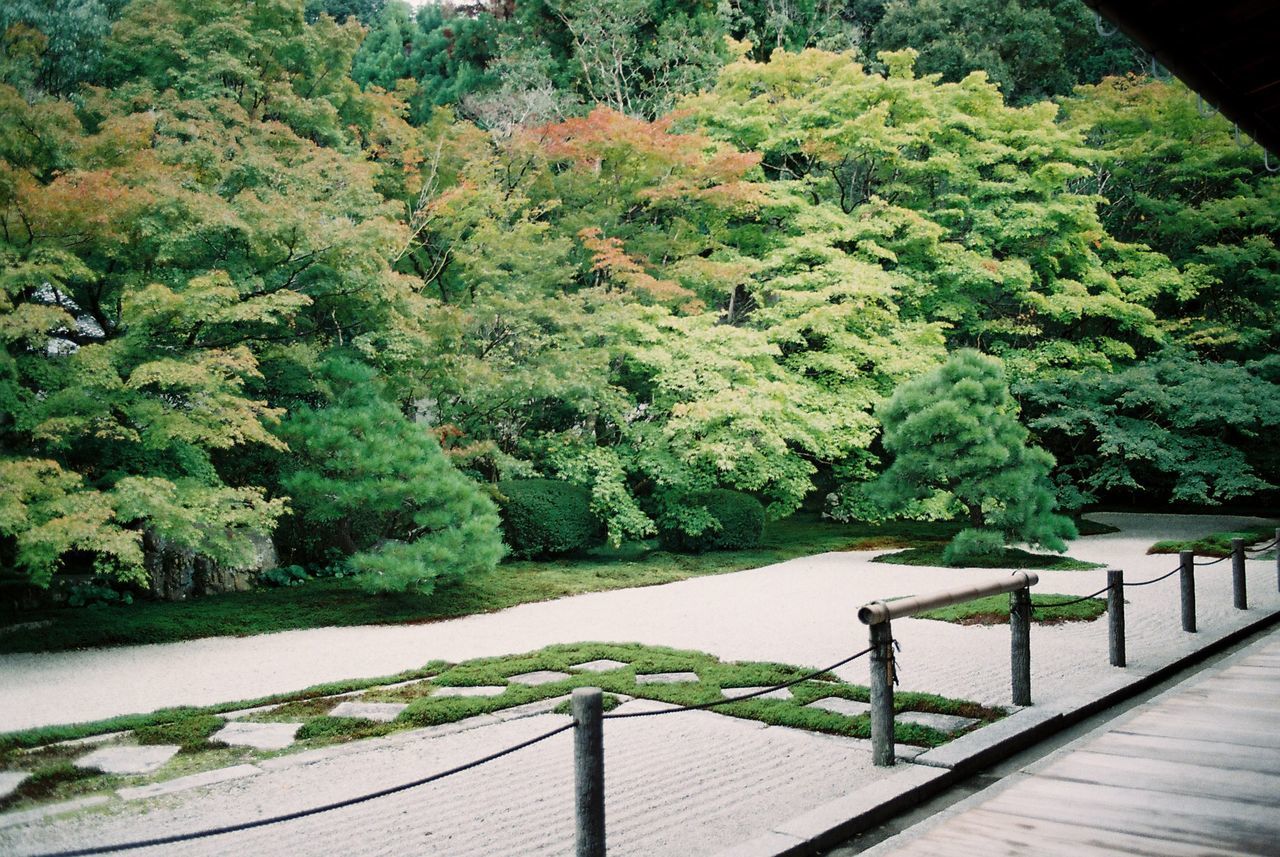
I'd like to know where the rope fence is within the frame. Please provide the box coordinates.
[23,645,879,857]
[21,528,1280,857]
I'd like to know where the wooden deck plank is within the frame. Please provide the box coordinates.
[876,634,1280,857]
[880,808,1256,857]
[1116,709,1280,748]
[1035,749,1280,805]
[1084,730,1280,774]
[979,778,1279,853]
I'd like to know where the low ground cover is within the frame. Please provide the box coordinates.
[872,546,1103,571]
[1148,525,1276,557]
[915,594,1108,625]
[0,515,1115,655]
[0,643,1004,813]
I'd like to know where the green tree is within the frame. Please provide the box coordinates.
[689,47,1178,375]
[871,0,1141,105]
[1062,77,1280,359]
[870,349,1076,563]
[0,0,128,96]
[0,0,436,588]
[1018,351,1280,507]
[278,359,505,594]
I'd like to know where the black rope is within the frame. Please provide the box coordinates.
[1032,585,1112,609]
[26,722,575,857]
[1123,566,1181,587]
[1194,554,1231,566]
[604,646,876,720]
[1245,538,1278,554]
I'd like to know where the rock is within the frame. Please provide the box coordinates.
[144,530,278,601]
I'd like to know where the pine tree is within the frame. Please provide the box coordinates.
[279,358,506,594]
[870,349,1076,563]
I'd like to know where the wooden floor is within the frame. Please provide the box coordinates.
[879,634,1280,856]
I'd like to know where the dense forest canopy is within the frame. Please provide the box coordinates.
[1,0,1276,594]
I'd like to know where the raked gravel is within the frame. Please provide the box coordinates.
[1,513,1276,733]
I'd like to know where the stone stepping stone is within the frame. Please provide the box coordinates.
[507,670,571,686]
[328,701,407,723]
[635,671,700,685]
[806,697,871,717]
[722,686,793,701]
[118,764,260,801]
[570,659,629,673]
[898,711,979,733]
[0,771,30,801]
[430,685,508,698]
[75,745,179,775]
[212,721,302,751]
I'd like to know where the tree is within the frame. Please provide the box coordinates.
[870,349,1076,563]
[1018,351,1280,507]
[0,0,444,588]
[0,0,128,96]
[278,358,505,594]
[1062,77,1280,360]
[871,0,1141,105]
[689,47,1179,376]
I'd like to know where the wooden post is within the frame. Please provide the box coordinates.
[1275,528,1279,593]
[1107,569,1125,668]
[1009,586,1031,706]
[869,619,895,767]
[1179,550,1196,633]
[1231,538,1247,610]
[572,687,605,857]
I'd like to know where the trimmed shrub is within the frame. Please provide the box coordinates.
[658,490,765,553]
[496,480,604,559]
[941,528,1006,566]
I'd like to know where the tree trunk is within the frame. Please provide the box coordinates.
[966,503,984,528]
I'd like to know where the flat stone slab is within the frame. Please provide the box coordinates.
[723,686,793,701]
[118,764,260,801]
[507,670,571,686]
[212,721,302,751]
[898,711,979,733]
[570,659,629,672]
[430,685,507,698]
[0,772,29,801]
[328,701,407,723]
[806,697,871,717]
[75,745,179,775]
[636,671,700,685]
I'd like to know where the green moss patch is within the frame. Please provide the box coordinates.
[1148,525,1275,557]
[915,593,1107,625]
[873,545,1102,571]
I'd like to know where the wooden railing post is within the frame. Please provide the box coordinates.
[1275,528,1280,593]
[1179,550,1196,633]
[1231,538,1248,610]
[1107,569,1125,667]
[572,687,605,857]
[1009,585,1031,706]
[869,619,895,767]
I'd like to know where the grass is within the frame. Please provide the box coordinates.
[0,642,1004,812]
[916,593,1108,625]
[0,514,1116,655]
[1148,524,1276,557]
[0,516,964,655]
[872,545,1103,571]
